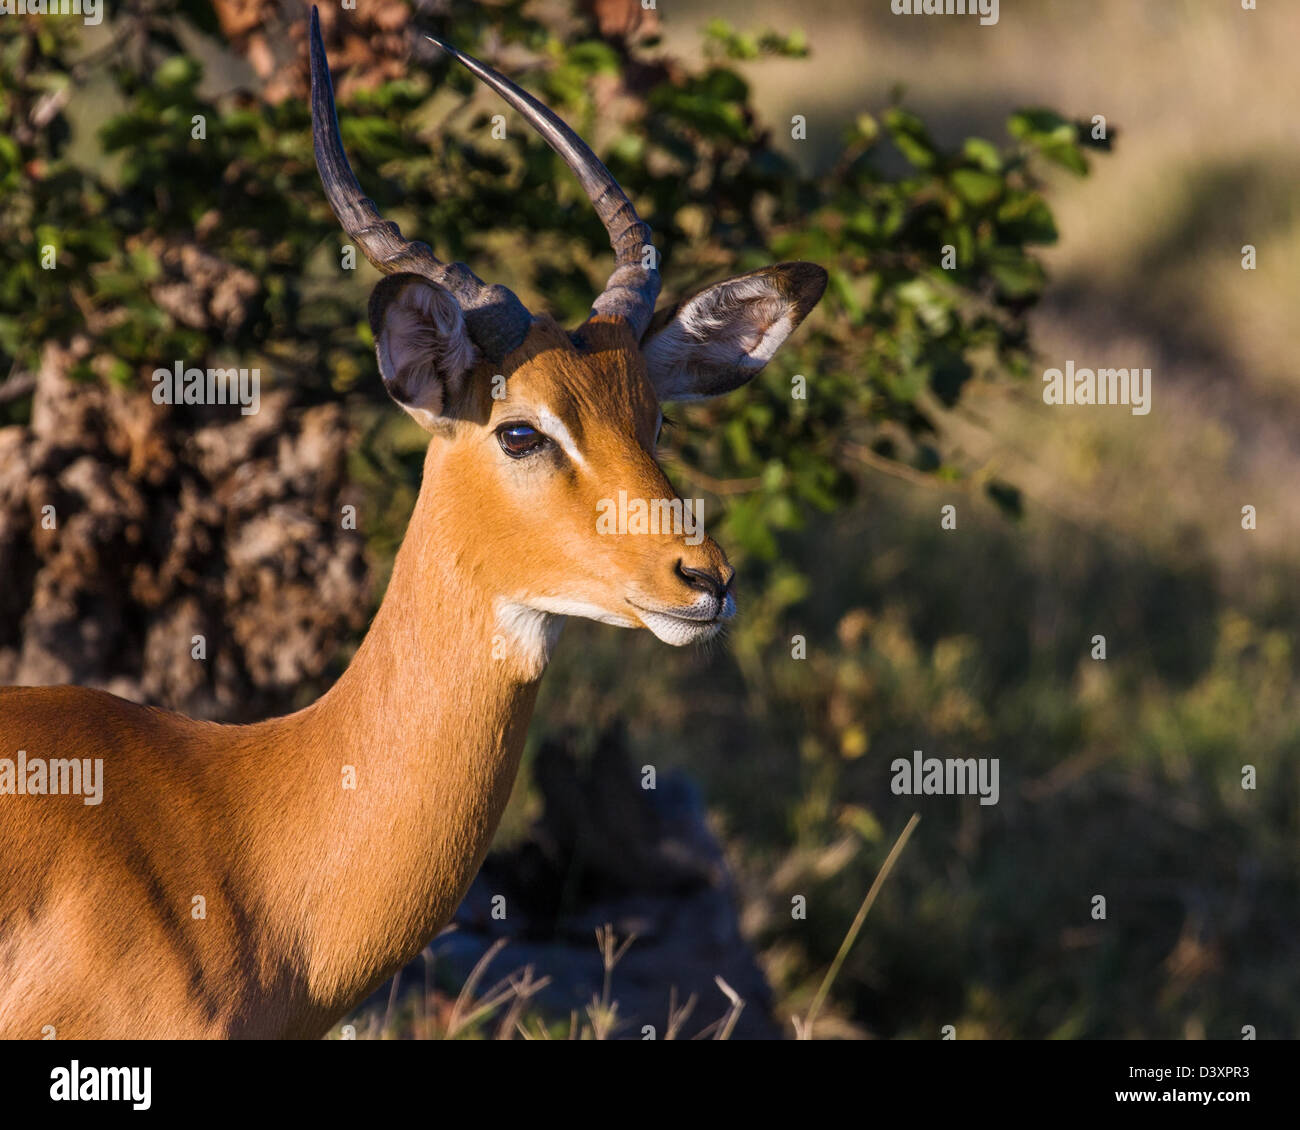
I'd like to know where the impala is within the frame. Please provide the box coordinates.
[0,9,825,1039]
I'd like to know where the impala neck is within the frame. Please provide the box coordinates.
[248,440,552,1026]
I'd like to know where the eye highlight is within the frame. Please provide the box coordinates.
[497,422,548,459]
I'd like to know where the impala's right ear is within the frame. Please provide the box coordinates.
[368,273,479,430]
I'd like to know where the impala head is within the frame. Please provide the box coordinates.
[309,9,825,646]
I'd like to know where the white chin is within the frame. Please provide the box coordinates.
[638,610,724,646]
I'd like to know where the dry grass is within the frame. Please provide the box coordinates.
[334,810,922,1040]
[795,813,920,1040]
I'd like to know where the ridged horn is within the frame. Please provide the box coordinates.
[309,7,533,359]
[425,34,661,340]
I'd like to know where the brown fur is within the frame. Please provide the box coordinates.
[0,316,733,1038]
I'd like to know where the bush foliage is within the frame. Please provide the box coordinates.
[53,5,1300,1045]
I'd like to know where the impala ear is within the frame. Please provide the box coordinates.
[641,262,827,401]
[369,273,479,430]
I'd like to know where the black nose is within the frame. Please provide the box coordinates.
[675,561,732,601]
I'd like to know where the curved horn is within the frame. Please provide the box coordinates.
[309,7,533,359]
[426,35,661,340]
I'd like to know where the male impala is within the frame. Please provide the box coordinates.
[0,10,825,1039]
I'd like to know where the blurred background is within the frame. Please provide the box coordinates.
[2,0,1298,1038]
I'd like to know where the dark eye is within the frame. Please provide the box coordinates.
[497,422,548,459]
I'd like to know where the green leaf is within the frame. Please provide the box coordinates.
[1036,141,1088,175]
[1008,108,1074,144]
[986,479,1024,518]
[564,41,622,76]
[850,112,880,146]
[885,108,938,170]
[996,192,1058,244]
[988,252,1046,299]
[155,56,199,91]
[962,137,1002,172]
[951,168,1002,207]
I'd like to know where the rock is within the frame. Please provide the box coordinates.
[356,728,783,1040]
[0,340,368,720]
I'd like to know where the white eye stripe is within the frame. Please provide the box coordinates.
[537,408,587,468]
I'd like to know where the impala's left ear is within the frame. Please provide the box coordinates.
[641,262,827,401]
